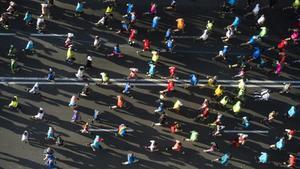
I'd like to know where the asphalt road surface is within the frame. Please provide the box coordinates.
[0,0,299,169]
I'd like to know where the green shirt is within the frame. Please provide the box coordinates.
[190,131,199,141]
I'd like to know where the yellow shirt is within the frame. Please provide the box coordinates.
[207,78,216,87]
[220,96,228,106]
[206,22,213,31]
[214,86,223,97]
[151,51,159,63]
[106,6,113,14]
[233,101,241,113]
[67,48,74,59]
[173,100,183,109]
[176,18,184,30]
[9,97,18,108]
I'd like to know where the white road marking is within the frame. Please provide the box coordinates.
[30,33,67,37]
[0,33,16,36]
[223,130,269,134]
[89,128,134,132]
[1,77,299,87]
[0,77,299,84]
[171,36,198,39]
[1,81,300,88]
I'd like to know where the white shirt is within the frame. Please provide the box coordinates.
[37,18,44,26]
[21,133,28,142]
[261,93,270,101]
[34,112,44,119]
[149,140,156,152]
[93,39,100,47]
[257,15,265,25]
[76,69,84,78]
[252,4,260,16]
[200,29,209,40]
[226,29,233,38]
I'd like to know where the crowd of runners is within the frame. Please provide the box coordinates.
[1,0,300,168]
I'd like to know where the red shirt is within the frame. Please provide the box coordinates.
[167,81,175,92]
[143,39,150,50]
[288,129,296,136]
[277,39,287,50]
[169,66,176,76]
[289,155,296,167]
[117,96,124,108]
[202,108,209,118]
[129,29,136,40]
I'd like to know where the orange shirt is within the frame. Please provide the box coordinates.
[177,18,185,30]
[117,96,124,108]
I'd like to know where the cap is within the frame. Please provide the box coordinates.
[39,107,43,111]
[87,56,92,61]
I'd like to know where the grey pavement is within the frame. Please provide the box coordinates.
[0,0,300,169]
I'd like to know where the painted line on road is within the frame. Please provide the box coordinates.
[223,130,269,134]
[1,77,300,84]
[0,33,16,36]
[1,81,300,88]
[30,33,67,37]
[171,36,198,39]
[89,128,134,132]
[170,50,245,55]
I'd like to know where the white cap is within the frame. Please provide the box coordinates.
[87,56,92,61]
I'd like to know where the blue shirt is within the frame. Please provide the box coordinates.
[190,74,198,86]
[149,64,156,75]
[130,14,136,22]
[288,106,296,117]
[24,12,32,22]
[243,118,250,128]
[259,152,268,163]
[166,40,173,49]
[123,83,131,93]
[227,0,237,5]
[157,102,164,112]
[122,23,129,31]
[127,3,134,14]
[222,47,228,54]
[165,29,172,39]
[25,41,33,50]
[127,154,135,164]
[152,17,160,29]
[276,138,284,150]
[232,17,240,28]
[249,36,256,44]
[93,110,99,119]
[220,154,230,165]
[114,46,120,53]
[252,47,261,60]
[76,2,83,12]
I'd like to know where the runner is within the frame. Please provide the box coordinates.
[47,68,55,80]
[21,130,29,143]
[203,142,219,153]
[31,107,45,120]
[90,135,104,151]
[109,95,125,110]
[107,44,123,57]
[212,153,231,166]
[122,153,138,165]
